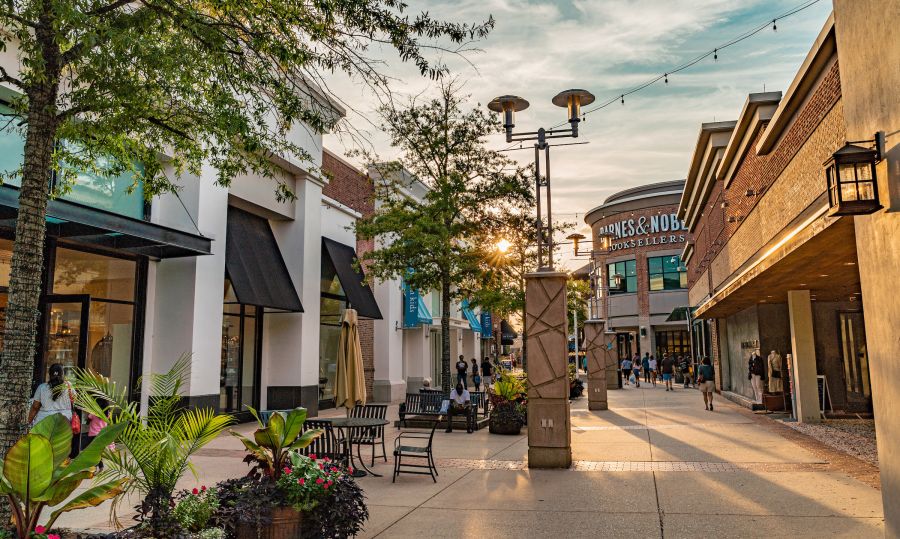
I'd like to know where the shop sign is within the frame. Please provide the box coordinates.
[600,213,687,252]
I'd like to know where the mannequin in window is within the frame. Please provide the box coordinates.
[748,352,765,403]
[767,350,783,393]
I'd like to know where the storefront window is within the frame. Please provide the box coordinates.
[221,279,261,416]
[648,255,687,291]
[45,245,138,392]
[319,250,347,409]
[655,330,690,358]
[608,260,637,294]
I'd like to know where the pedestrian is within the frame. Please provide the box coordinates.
[28,363,78,455]
[642,353,651,383]
[661,354,676,391]
[471,358,482,392]
[649,355,658,386]
[481,357,493,385]
[455,355,468,388]
[679,355,693,388]
[697,357,716,411]
[621,357,633,386]
[633,358,642,388]
[86,398,112,471]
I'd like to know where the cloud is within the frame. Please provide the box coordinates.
[321,0,834,270]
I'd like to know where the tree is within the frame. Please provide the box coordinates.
[475,207,570,370]
[0,0,492,470]
[356,83,532,392]
[567,277,590,368]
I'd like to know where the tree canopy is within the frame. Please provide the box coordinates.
[356,82,532,390]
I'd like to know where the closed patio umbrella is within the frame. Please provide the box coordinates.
[335,308,366,411]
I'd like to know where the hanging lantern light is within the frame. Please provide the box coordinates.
[487,95,529,143]
[824,137,883,216]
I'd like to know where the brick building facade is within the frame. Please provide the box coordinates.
[678,18,871,414]
[584,181,692,364]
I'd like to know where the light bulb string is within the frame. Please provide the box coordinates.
[496,0,824,147]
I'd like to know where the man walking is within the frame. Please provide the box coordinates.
[456,355,468,388]
[680,355,693,388]
[642,353,651,383]
[621,356,633,386]
[661,353,676,391]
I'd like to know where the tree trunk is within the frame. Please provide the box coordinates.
[0,13,61,507]
[441,278,451,394]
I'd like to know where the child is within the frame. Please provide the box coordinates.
[87,399,113,471]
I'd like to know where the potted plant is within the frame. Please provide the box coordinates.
[173,486,225,538]
[568,364,584,399]
[0,415,125,539]
[489,373,527,435]
[73,355,235,537]
[228,408,322,538]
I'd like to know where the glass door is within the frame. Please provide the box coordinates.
[839,311,872,410]
[42,295,90,381]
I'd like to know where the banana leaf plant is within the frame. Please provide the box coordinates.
[0,414,126,538]
[231,408,321,481]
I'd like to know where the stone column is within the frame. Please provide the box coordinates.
[525,271,571,469]
[787,290,819,422]
[583,320,616,410]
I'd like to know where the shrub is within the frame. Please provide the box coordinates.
[174,487,218,533]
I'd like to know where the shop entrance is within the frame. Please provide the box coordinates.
[839,311,872,412]
[42,295,90,380]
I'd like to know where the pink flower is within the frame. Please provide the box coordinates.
[298,478,305,485]
[326,480,333,488]
[309,453,316,459]
[283,467,292,475]
[201,485,207,492]
[323,457,331,463]
[35,526,46,534]
[315,478,324,485]
[192,488,199,495]
[49,535,61,539]
[348,467,354,473]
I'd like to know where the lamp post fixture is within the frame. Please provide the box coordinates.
[488,89,595,271]
[825,132,885,216]
[567,230,616,319]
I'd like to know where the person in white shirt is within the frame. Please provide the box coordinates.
[28,363,74,427]
[649,356,658,387]
[446,382,474,433]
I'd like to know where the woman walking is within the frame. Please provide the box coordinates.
[621,357,633,386]
[697,357,716,411]
[632,358,642,388]
[649,355,658,387]
[28,363,78,454]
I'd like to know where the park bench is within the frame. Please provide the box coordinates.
[398,392,446,427]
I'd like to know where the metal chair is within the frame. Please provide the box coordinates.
[350,404,388,466]
[392,415,442,483]
[298,419,346,464]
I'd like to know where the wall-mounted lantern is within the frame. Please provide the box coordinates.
[825,133,884,216]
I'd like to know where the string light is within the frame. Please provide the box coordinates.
[620,95,624,105]
[664,73,668,84]
[773,19,778,31]
[714,48,718,61]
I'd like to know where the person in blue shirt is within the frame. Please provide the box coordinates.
[697,357,716,411]
[642,353,651,383]
[621,357,633,386]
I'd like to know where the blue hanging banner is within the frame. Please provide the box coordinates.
[480,312,493,339]
[402,280,433,328]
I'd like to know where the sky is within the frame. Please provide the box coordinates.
[321,0,834,270]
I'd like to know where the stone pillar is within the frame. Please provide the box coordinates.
[787,290,819,422]
[525,271,571,468]
[584,320,616,410]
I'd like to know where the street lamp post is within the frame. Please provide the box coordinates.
[488,90,595,271]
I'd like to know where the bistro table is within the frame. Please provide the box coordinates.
[312,416,389,478]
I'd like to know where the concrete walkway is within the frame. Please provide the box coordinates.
[56,384,884,537]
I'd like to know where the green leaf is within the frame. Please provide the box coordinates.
[281,408,308,445]
[62,423,126,477]
[288,429,322,450]
[46,479,124,529]
[33,470,92,505]
[30,414,72,469]
[3,433,53,502]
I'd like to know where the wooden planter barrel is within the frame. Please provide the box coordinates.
[236,506,304,539]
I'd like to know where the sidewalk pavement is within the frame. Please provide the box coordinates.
[54,384,884,538]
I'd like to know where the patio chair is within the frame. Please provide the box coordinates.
[392,415,442,483]
[350,404,388,466]
[298,419,347,464]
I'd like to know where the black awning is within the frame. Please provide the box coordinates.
[501,319,518,345]
[665,306,695,322]
[225,206,303,312]
[0,185,211,258]
[322,237,382,320]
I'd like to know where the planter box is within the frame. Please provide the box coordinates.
[236,506,303,539]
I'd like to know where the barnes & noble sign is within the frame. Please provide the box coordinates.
[600,213,686,252]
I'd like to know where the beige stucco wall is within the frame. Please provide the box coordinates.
[709,100,846,290]
[688,268,711,307]
[833,1,900,535]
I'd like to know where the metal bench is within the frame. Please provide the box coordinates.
[398,392,445,428]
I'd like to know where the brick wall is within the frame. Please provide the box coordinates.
[321,150,377,399]
[689,59,844,291]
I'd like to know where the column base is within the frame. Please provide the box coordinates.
[373,379,407,403]
[528,447,572,469]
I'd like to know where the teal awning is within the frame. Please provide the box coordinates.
[415,294,433,325]
[461,300,482,333]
